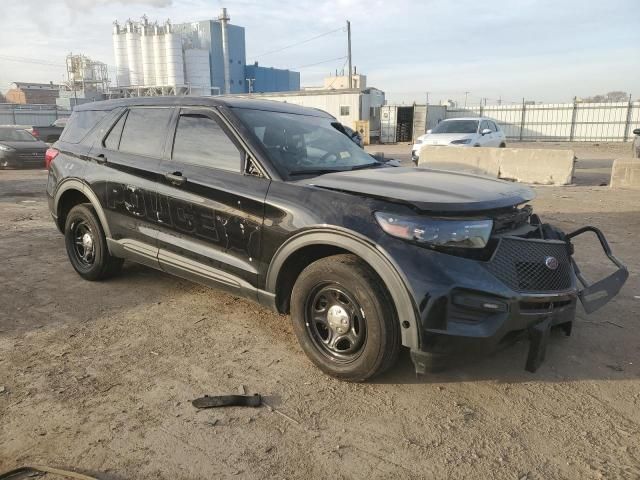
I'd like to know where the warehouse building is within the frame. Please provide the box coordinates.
[112,9,299,96]
[234,86,385,142]
[5,82,60,105]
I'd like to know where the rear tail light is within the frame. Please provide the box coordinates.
[30,128,40,139]
[45,148,59,170]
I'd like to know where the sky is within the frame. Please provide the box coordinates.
[0,0,638,105]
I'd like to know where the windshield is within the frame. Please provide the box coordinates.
[432,120,479,134]
[0,129,37,142]
[233,108,378,178]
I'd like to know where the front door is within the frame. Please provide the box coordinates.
[156,107,270,298]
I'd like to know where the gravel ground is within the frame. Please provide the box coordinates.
[0,165,639,480]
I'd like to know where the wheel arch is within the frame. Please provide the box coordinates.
[54,179,112,239]
[265,228,421,351]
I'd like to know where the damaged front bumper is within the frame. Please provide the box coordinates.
[409,225,628,374]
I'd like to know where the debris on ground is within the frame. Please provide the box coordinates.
[192,393,262,409]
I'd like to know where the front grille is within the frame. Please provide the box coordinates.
[483,237,573,293]
[17,152,44,165]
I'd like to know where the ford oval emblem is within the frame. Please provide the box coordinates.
[545,256,559,270]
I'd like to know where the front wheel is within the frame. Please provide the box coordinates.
[290,254,400,381]
[64,204,123,281]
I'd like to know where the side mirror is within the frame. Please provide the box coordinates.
[633,128,640,136]
[481,128,492,135]
[426,129,432,134]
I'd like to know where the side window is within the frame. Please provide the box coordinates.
[480,120,489,132]
[172,113,241,172]
[489,121,499,132]
[103,111,128,150]
[119,107,173,158]
[59,110,108,144]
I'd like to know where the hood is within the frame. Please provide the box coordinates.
[0,140,48,150]
[418,133,475,146]
[307,167,535,212]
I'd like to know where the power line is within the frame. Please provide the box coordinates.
[293,56,347,70]
[252,26,344,59]
[0,55,66,68]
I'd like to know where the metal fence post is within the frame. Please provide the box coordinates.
[519,98,526,141]
[569,97,578,141]
[623,94,633,142]
[12,105,16,125]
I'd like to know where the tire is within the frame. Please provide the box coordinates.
[290,254,400,381]
[499,143,506,148]
[64,203,123,281]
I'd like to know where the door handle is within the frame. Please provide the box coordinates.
[95,153,107,164]
[165,171,186,185]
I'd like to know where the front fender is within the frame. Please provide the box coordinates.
[264,227,421,352]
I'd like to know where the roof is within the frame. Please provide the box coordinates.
[11,82,60,90]
[75,95,333,118]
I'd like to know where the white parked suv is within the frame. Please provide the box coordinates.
[412,117,507,163]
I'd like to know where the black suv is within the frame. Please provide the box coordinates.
[46,97,627,381]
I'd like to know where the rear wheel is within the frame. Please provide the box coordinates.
[290,254,400,381]
[64,204,123,280]
[499,143,506,148]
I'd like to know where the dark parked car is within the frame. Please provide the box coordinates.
[46,97,627,381]
[633,128,640,158]
[0,127,48,168]
[30,118,68,143]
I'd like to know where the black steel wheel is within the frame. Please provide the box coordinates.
[291,254,400,381]
[305,283,367,362]
[64,204,123,281]
[71,218,96,268]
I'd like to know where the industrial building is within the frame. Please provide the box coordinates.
[56,54,110,110]
[112,9,299,96]
[5,82,60,105]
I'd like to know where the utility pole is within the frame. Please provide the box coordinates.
[347,20,352,89]
[425,92,430,105]
[464,91,470,109]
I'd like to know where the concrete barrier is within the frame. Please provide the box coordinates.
[610,159,640,188]
[418,146,576,185]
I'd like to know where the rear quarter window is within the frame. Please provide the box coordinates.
[119,107,173,158]
[59,110,108,144]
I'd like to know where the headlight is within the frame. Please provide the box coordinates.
[0,144,15,152]
[375,212,493,249]
[450,138,472,145]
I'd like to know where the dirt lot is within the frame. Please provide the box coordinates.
[1,160,639,479]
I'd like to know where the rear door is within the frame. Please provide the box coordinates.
[156,106,270,298]
[88,106,175,268]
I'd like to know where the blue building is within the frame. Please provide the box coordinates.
[245,62,300,93]
[174,11,299,95]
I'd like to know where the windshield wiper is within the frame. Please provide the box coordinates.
[288,168,346,176]
[348,162,383,171]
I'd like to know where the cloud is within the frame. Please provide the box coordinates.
[64,0,172,9]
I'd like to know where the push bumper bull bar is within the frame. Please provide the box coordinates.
[566,226,628,314]
[525,225,628,372]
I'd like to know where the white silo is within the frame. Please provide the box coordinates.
[152,24,167,86]
[185,49,211,95]
[125,20,143,86]
[140,28,156,86]
[112,22,130,86]
[164,21,184,86]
